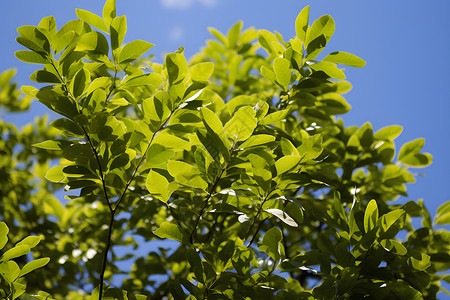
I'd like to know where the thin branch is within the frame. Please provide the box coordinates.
[190,168,225,244]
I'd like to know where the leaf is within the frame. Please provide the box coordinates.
[323,51,366,68]
[32,140,66,150]
[409,253,431,271]
[0,245,30,262]
[15,50,48,64]
[19,257,50,277]
[305,15,335,46]
[398,138,432,167]
[119,40,154,64]
[374,125,403,140]
[16,25,50,54]
[50,118,84,137]
[146,170,177,203]
[435,201,450,225]
[146,144,175,166]
[227,21,243,48]
[273,57,291,89]
[103,0,116,26]
[285,202,304,225]
[310,61,346,79]
[165,53,188,86]
[29,70,61,84]
[45,166,65,183]
[0,222,8,250]
[154,222,186,243]
[76,31,109,55]
[208,27,227,45]
[200,107,230,149]
[295,6,310,44]
[186,249,205,284]
[380,239,407,255]
[364,200,378,233]
[76,9,109,33]
[258,227,284,261]
[275,155,301,176]
[377,209,406,239]
[189,62,214,82]
[260,65,276,81]
[224,106,257,143]
[168,160,208,190]
[16,236,40,248]
[265,209,298,227]
[110,16,127,50]
[260,109,290,125]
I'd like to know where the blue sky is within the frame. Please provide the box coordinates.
[1,0,449,221]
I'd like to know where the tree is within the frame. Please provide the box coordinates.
[1,0,449,299]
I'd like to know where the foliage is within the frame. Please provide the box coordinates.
[0,1,448,299]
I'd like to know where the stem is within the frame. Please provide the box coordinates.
[98,211,115,298]
[244,188,276,247]
[190,168,225,244]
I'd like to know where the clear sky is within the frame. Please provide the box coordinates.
[1,0,449,221]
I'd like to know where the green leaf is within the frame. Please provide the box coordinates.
[165,53,188,86]
[224,106,257,143]
[200,107,231,149]
[16,236,40,248]
[0,222,9,250]
[70,68,90,99]
[398,138,432,167]
[258,227,284,261]
[295,6,310,44]
[305,15,335,46]
[380,239,407,255]
[186,249,205,284]
[146,170,178,203]
[364,200,378,233]
[265,209,298,227]
[260,65,276,82]
[390,282,423,300]
[76,9,109,33]
[189,62,214,82]
[19,257,50,277]
[275,155,301,176]
[119,40,154,64]
[168,160,208,190]
[110,16,127,50]
[45,166,65,183]
[0,245,30,262]
[374,125,403,140]
[154,222,186,243]
[147,145,174,167]
[15,50,48,64]
[285,202,304,225]
[273,57,291,89]
[32,140,66,150]
[122,73,163,88]
[239,134,275,149]
[50,118,84,137]
[434,201,450,225]
[260,109,290,125]
[16,25,50,54]
[310,61,345,79]
[208,27,227,45]
[323,51,366,68]
[103,0,116,26]
[29,70,61,84]
[409,253,431,271]
[377,209,406,239]
[76,31,109,55]
[227,21,243,48]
